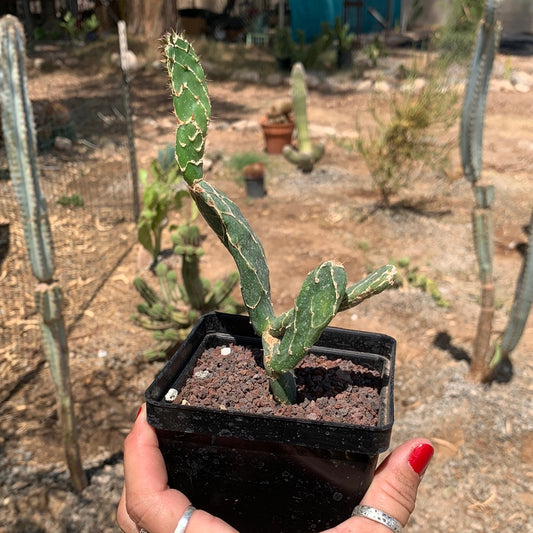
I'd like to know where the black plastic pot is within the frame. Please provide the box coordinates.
[244,175,265,198]
[146,312,395,533]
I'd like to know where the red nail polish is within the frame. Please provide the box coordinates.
[135,406,142,419]
[408,443,434,476]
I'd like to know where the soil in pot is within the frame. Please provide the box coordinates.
[174,343,382,426]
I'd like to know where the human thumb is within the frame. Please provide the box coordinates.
[326,438,433,532]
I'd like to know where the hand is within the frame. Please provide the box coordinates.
[117,404,433,533]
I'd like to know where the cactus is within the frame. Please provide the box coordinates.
[282,62,325,173]
[0,15,86,491]
[132,202,241,360]
[137,144,188,266]
[163,32,396,403]
[460,1,532,381]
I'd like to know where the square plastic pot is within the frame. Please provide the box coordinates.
[146,312,395,533]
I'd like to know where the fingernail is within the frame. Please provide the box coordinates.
[408,443,434,477]
[135,406,143,419]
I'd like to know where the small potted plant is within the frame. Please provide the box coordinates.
[228,151,268,198]
[241,161,266,197]
[146,33,398,532]
[272,25,294,71]
[331,16,356,69]
[259,97,295,154]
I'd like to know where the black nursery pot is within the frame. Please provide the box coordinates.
[146,312,395,533]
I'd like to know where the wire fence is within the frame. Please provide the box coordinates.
[0,65,137,401]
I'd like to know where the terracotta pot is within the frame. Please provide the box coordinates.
[146,312,396,533]
[259,117,294,154]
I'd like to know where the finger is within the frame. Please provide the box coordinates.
[123,404,191,531]
[116,486,138,533]
[326,438,433,533]
[123,404,238,533]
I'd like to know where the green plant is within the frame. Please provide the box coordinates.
[228,151,268,176]
[137,145,188,266]
[60,11,99,42]
[273,26,294,60]
[362,35,388,67]
[356,75,458,208]
[273,25,331,70]
[57,193,84,207]
[0,15,86,492]
[330,16,355,51]
[163,32,397,404]
[460,0,533,382]
[392,257,449,308]
[292,28,332,70]
[132,207,241,359]
[437,0,485,63]
[282,62,325,172]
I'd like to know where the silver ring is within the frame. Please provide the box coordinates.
[174,505,196,533]
[139,529,149,533]
[352,505,403,533]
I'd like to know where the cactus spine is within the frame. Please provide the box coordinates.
[163,32,396,403]
[0,15,86,491]
[282,62,325,172]
[460,1,532,381]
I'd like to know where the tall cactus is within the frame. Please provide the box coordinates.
[0,15,87,491]
[282,62,325,172]
[163,33,396,403]
[460,1,532,381]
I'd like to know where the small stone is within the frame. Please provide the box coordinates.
[164,388,178,402]
[220,347,231,356]
[514,83,530,93]
[373,80,391,93]
[54,136,73,151]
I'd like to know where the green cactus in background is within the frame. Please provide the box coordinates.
[460,0,532,381]
[0,15,86,492]
[132,201,241,360]
[137,144,188,266]
[163,32,396,404]
[282,62,325,173]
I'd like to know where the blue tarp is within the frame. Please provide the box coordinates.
[289,0,401,42]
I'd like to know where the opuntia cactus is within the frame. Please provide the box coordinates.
[0,15,86,491]
[460,0,532,381]
[163,33,396,403]
[282,62,325,172]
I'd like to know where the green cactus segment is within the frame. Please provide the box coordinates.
[339,264,397,311]
[269,262,347,374]
[269,371,297,405]
[0,15,55,282]
[290,63,311,152]
[498,210,533,359]
[472,185,494,282]
[460,1,501,184]
[164,31,211,184]
[282,62,325,173]
[189,180,275,334]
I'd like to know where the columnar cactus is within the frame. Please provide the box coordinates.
[132,213,241,360]
[282,62,325,172]
[0,15,86,491]
[163,33,396,403]
[460,1,532,381]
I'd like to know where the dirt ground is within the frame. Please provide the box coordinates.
[0,35,532,532]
